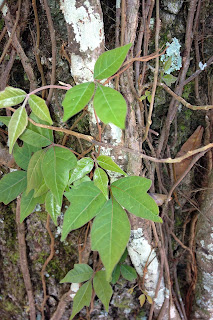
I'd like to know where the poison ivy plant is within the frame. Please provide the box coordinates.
[0,43,164,319]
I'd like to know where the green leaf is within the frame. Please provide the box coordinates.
[8,105,28,153]
[60,264,93,283]
[0,116,11,126]
[62,181,106,240]
[33,180,49,197]
[20,189,45,222]
[72,176,91,188]
[70,280,92,320]
[45,191,61,225]
[93,270,113,311]
[119,248,128,263]
[111,264,120,284]
[97,155,127,176]
[91,199,130,280]
[62,82,95,122]
[120,265,137,281]
[69,157,94,185]
[0,171,27,204]
[42,146,77,206]
[139,95,147,101]
[0,87,26,108]
[13,142,40,170]
[26,149,45,194]
[162,74,177,86]
[163,56,172,73]
[94,44,132,80]
[94,85,127,129]
[20,113,53,148]
[111,176,162,223]
[28,95,53,124]
[93,168,108,199]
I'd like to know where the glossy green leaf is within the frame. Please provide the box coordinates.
[0,116,11,126]
[0,171,27,204]
[111,176,162,223]
[13,142,40,170]
[62,181,106,240]
[69,157,94,185]
[20,113,53,147]
[8,105,28,153]
[72,176,91,188]
[45,191,61,225]
[120,265,137,281]
[93,168,108,199]
[42,146,77,206]
[111,264,120,284]
[162,74,177,86]
[28,95,53,124]
[97,155,127,176]
[0,87,26,108]
[94,44,132,79]
[91,199,130,280]
[70,280,92,320]
[20,189,45,222]
[26,149,45,194]
[60,264,93,283]
[93,270,113,311]
[62,82,95,122]
[94,85,127,129]
[33,180,49,197]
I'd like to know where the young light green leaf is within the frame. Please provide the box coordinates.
[94,43,132,80]
[20,189,45,222]
[60,264,93,283]
[111,176,162,223]
[28,95,53,124]
[97,155,127,176]
[13,142,40,170]
[42,146,77,206]
[0,171,27,205]
[164,56,172,73]
[0,116,11,126]
[70,280,92,320]
[91,199,130,280]
[45,191,61,225]
[20,113,53,147]
[162,74,177,86]
[94,85,127,129]
[120,265,137,281]
[8,105,28,153]
[93,270,113,311]
[0,87,26,108]
[139,294,146,307]
[93,168,108,199]
[26,149,45,194]
[62,181,106,240]
[69,157,94,185]
[111,264,120,284]
[62,82,95,122]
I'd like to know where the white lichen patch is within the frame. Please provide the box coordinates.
[1,2,8,16]
[60,0,104,52]
[127,228,165,307]
[71,54,95,83]
[70,283,80,299]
